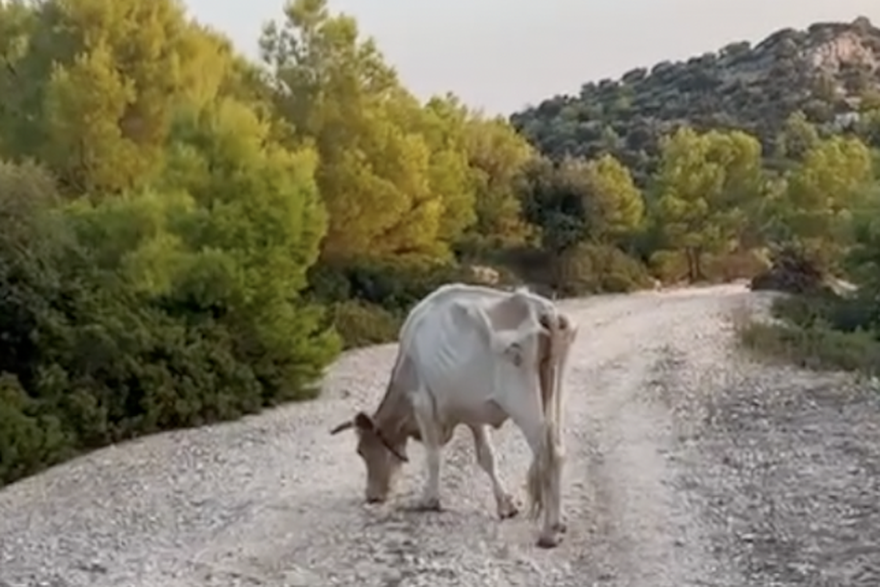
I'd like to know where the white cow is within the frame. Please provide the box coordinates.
[330,283,578,548]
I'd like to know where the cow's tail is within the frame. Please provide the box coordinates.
[526,310,573,522]
[526,418,562,521]
[549,312,574,429]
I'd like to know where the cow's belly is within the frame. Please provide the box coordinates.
[448,400,508,429]
[406,404,505,447]
[417,348,509,430]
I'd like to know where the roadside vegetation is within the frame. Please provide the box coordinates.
[740,244,880,378]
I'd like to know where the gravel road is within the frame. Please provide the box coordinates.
[2,284,879,587]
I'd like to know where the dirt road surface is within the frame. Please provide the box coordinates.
[2,284,879,587]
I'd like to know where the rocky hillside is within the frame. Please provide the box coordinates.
[510,17,880,182]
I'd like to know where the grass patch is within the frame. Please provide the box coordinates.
[736,294,880,376]
[738,320,880,374]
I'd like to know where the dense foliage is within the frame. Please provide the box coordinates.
[0,0,879,485]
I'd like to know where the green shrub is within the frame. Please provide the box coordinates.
[0,143,340,486]
[738,320,880,375]
[649,249,689,284]
[649,248,770,285]
[826,296,880,333]
[493,246,555,289]
[308,258,481,313]
[770,291,880,334]
[0,374,71,485]
[769,292,838,327]
[738,286,880,378]
[332,301,401,350]
[701,249,771,282]
[557,243,653,295]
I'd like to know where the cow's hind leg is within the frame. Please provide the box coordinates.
[500,396,564,548]
[469,424,518,520]
[411,388,443,512]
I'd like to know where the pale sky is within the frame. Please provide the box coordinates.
[184,0,880,116]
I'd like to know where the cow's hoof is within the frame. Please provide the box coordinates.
[536,532,563,549]
[413,496,442,512]
[553,521,568,534]
[497,494,519,520]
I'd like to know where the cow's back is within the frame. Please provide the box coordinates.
[404,288,496,383]
[398,284,548,424]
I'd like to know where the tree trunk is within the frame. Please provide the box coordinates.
[685,248,697,282]
[693,247,705,282]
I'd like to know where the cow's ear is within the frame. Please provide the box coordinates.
[353,411,374,432]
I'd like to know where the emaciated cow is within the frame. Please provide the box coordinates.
[330,283,578,548]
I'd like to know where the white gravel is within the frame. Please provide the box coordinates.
[1,283,874,586]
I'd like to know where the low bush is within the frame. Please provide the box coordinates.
[0,374,71,485]
[738,288,880,377]
[749,246,831,294]
[648,249,689,284]
[701,249,771,282]
[332,300,401,350]
[308,258,480,314]
[738,319,880,375]
[557,243,653,296]
[770,290,880,334]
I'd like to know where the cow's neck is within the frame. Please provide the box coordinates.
[372,389,412,446]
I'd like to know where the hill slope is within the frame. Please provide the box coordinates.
[510,17,880,181]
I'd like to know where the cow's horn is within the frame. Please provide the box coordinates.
[330,420,355,435]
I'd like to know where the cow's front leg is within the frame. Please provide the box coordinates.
[469,424,518,519]
[412,391,443,511]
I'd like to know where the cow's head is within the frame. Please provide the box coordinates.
[330,411,407,503]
